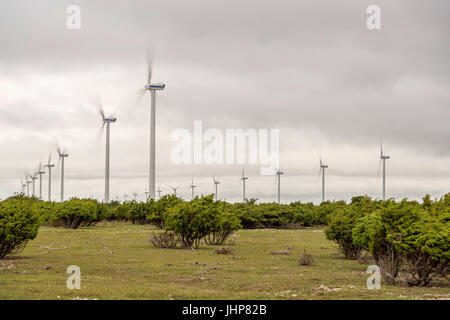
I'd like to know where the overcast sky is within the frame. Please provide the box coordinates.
[0,0,449,203]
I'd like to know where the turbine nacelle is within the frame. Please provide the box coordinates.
[145,83,166,91]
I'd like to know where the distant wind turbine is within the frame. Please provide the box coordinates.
[44,154,55,201]
[30,174,37,197]
[37,163,46,200]
[190,179,196,200]
[319,159,328,203]
[157,187,162,199]
[99,106,117,203]
[276,169,284,204]
[25,176,31,197]
[213,177,220,201]
[379,145,390,201]
[57,147,69,202]
[241,169,248,202]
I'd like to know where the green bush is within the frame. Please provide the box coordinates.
[325,197,383,259]
[165,196,224,249]
[353,198,449,286]
[0,198,40,259]
[204,206,241,245]
[54,198,104,229]
[148,195,183,229]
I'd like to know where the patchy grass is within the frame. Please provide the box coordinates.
[0,222,448,300]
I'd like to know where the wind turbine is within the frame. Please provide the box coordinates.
[190,179,196,200]
[135,46,165,200]
[241,169,248,202]
[37,163,46,200]
[30,174,37,197]
[25,176,31,197]
[157,187,162,199]
[133,192,138,201]
[213,177,220,201]
[170,185,181,197]
[276,169,284,204]
[99,107,117,203]
[144,190,150,201]
[57,147,69,202]
[379,145,390,201]
[319,159,328,203]
[21,181,27,195]
[44,155,55,201]
[123,192,129,202]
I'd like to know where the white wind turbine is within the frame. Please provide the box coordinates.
[157,187,162,199]
[25,175,31,197]
[98,106,117,203]
[36,163,46,200]
[319,159,328,203]
[134,46,165,200]
[213,177,220,201]
[21,180,27,195]
[190,179,196,200]
[44,154,55,201]
[379,145,390,201]
[30,174,37,197]
[57,147,69,202]
[276,169,284,204]
[241,169,248,203]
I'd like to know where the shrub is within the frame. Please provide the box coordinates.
[150,231,181,249]
[326,196,383,259]
[54,198,103,229]
[204,209,241,245]
[353,200,449,286]
[126,200,152,225]
[148,195,183,229]
[165,196,223,249]
[0,198,40,259]
[298,250,314,266]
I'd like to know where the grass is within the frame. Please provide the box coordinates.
[0,222,448,300]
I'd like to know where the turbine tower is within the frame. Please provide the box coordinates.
[241,169,248,202]
[170,185,181,197]
[25,176,31,197]
[319,159,328,203]
[157,187,162,199]
[58,148,69,202]
[21,181,27,195]
[213,178,220,201]
[30,174,37,197]
[37,164,46,200]
[44,155,55,202]
[99,108,117,203]
[379,146,390,201]
[190,179,196,200]
[140,48,165,200]
[276,170,284,204]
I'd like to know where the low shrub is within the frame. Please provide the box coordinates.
[150,231,181,249]
[0,198,40,259]
[298,250,314,266]
[165,196,224,249]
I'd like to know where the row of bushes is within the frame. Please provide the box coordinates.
[325,195,449,286]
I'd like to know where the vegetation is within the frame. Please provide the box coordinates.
[0,196,40,259]
[0,192,448,288]
[1,223,448,300]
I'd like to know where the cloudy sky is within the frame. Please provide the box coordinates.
[0,0,448,203]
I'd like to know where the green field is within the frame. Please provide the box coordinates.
[0,222,448,300]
